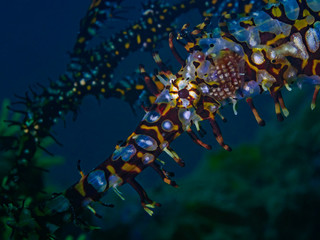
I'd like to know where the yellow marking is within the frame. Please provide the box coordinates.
[140,125,164,143]
[156,81,164,90]
[212,0,217,4]
[180,3,185,8]
[164,178,171,185]
[275,103,281,114]
[172,6,177,10]
[227,3,232,7]
[203,12,213,17]
[272,68,280,75]
[121,163,141,173]
[205,80,220,86]
[302,59,308,69]
[163,103,173,116]
[312,60,320,75]
[163,8,167,13]
[106,62,111,68]
[137,34,141,44]
[87,85,91,91]
[266,33,286,46]
[147,38,152,43]
[243,54,259,73]
[222,12,231,19]
[90,0,101,9]
[115,50,119,55]
[125,42,130,49]
[135,84,144,90]
[272,7,282,17]
[149,96,156,104]
[172,125,179,131]
[74,182,86,197]
[184,42,195,52]
[132,24,141,30]
[303,9,310,17]
[101,88,106,93]
[77,91,81,95]
[87,205,97,215]
[274,86,281,92]
[244,4,253,14]
[151,27,156,32]
[242,20,254,26]
[123,31,127,35]
[147,18,153,25]
[78,37,86,44]
[159,15,165,20]
[91,17,97,24]
[294,19,308,31]
[137,152,143,158]
[107,165,116,174]
[116,88,125,95]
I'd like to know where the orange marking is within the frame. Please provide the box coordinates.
[78,37,86,44]
[140,125,164,143]
[312,60,320,75]
[116,88,125,96]
[74,181,86,197]
[137,152,143,158]
[107,165,116,174]
[135,84,144,90]
[121,163,141,173]
[244,4,253,14]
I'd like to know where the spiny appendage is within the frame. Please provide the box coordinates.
[311,85,320,110]
[127,178,161,216]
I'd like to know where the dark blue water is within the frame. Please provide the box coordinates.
[0,0,252,185]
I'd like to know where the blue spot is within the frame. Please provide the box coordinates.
[87,170,107,192]
[239,80,261,98]
[142,153,155,164]
[134,134,158,151]
[144,110,161,123]
[112,144,136,161]
[108,174,122,187]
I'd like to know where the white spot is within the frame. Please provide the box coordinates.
[80,79,86,86]
[142,153,155,164]
[252,51,265,65]
[162,120,173,131]
[305,28,320,53]
[183,110,191,120]
[199,83,209,94]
